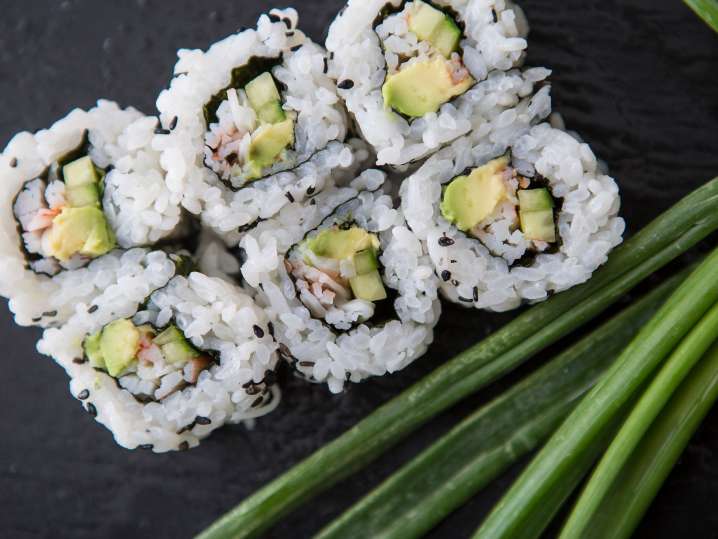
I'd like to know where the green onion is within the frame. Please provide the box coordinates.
[581,342,718,539]
[559,301,718,538]
[474,246,718,539]
[198,177,718,539]
[683,0,718,33]
[315,273,682,539]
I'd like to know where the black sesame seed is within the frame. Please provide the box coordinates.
[169,116,178,130]
[450,259,457,264]
[9,157,18,168]
[32,317,42,323]
[154,127,171,135]
[195,416,211,426]
[285,192,295,203]
[268,13,281,23]
[251,396,264,408]
[42,310,58,317]
[88,305,98,314]
[330,52,335,60]
[282,16,292,28]
[77,389,90,400]
[306,185,316,195]
[178,441,190,451]
[323,58,328,74]
[440,270,451,281]
[451,279,460,286]
[73,358,87,365]
[438,236,455,247]
[473,286,479,302]
[491,9,498,23]
[310,199,316,206]
[253,325,265,338]
[459,296,474,303]
[290,45,302,52]
[268,321,275,335]
[246,385,260,395]
[139,444,154,450]
[86,403,97,417]
[286,31,295,37]
[299,361,315,367]
[338,79,355,90]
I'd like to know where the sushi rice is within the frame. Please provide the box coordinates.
[0,100,183,327]
[38,269,280,452]
[241,171,441,393]
[154,8,365,243]
[401,122,625,311]
[327,0,543,166]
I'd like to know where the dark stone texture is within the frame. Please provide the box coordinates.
[0,1,717,538]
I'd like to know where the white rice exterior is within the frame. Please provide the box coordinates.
[0,101,181,327]
[327,0,543,166]
[153,8,358,240]
[241,172,441,393]
[401,122,625,311]
[38,271,280,452]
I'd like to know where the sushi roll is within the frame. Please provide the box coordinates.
[38,271,280,452]
[401,123,625,311]
[154,8,365,244]
[241,171,441,393]
[327,0,549,166]
[0,102,185,327]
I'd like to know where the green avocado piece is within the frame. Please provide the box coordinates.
[353,249,379,274]
[350,270,388,302]
[382,57,474,117]
[66,183,101,208]
[100,319,140,377]
[307,226,381,261]
[245,72,282,112]
[257,101,287,124]
[409,0,462,57]
[520,209,556,242]
[84,331,105,370]
[161,341,199,364]
[63,156,98,188]
[518,188,554,212]
[153,325,185,346]
[247,118,295,178]
[46,206,116,261]
[440,157,509,231]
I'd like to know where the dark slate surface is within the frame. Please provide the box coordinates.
[1,1,717,538]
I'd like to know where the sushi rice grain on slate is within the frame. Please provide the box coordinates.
[154,8,367,244]
[326,0,546,167]
[401,122,625,311]
[241,171,441,393]
[38,270,280,452]
[0,100,183,327]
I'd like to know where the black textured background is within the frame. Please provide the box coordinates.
[1,1,718,538]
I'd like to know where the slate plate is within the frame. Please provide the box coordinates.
[1,1,717,538]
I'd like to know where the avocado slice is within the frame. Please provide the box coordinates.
[66,183,101,208]
[245,72,286,124]
[63,156,98,188]
[99,319,140,377]
[46,206,116,261]
[520,209,556,242]
[307,226,381,261]
[350,270,388,302]
[84,331,106,370]
[153,325,199,364]
[247,118,295,178]
[382,57,474,117]
[353,249,379,274]
[518,188,554,212]
[409,0,462,57]
[440,157,509,231]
